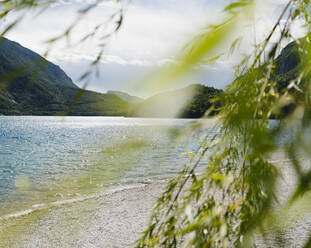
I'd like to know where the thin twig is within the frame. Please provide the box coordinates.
[251,0,294,69]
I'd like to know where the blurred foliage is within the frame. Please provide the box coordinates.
[137,0,311,247]
[2,0,311,247]
[130,84,223,118]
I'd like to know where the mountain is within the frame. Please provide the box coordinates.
[107,90,143,103]
[0,37,221,118]
[0,37,130,116]
[129,39,306,119]
[0,35,302,118]
[0,37,77,89]
[130,84,223,118]
[274,39,302,92]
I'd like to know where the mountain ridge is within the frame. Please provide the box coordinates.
[0,37,77,89]
[130,84,222,118]
[0,37,130,116]
[0,36,302,118]
[107,90,143,103]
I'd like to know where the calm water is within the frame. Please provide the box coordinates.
[0,116,213,216]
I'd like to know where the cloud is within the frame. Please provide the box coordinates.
[1,0,301,96]
[4,0,223,62]
[58,57,233,97]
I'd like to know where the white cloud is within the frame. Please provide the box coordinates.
[1,0,303,95]
[4,0,222,62]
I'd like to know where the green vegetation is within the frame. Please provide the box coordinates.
[2,0,311,247]
[137,1,311,247]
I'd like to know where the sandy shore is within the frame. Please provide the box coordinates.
[14,181,166,248]
[3,157,311,248]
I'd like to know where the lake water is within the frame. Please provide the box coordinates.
[0,116,214,217]
[1,116,311,247]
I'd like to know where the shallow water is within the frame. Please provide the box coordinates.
[0,116,213,217]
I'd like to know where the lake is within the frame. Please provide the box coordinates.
[0,116,214,218]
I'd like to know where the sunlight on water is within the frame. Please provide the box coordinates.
[0,116,213,217]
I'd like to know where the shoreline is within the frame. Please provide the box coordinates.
[1,157,311,247]
[4,181,166,248]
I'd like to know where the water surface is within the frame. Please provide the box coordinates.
[0,116,212,216]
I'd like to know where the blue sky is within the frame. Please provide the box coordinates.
[3,0,304,97]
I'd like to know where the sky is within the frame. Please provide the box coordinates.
[2,0,306,97]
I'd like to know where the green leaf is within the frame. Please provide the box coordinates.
[224,1,249,12]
